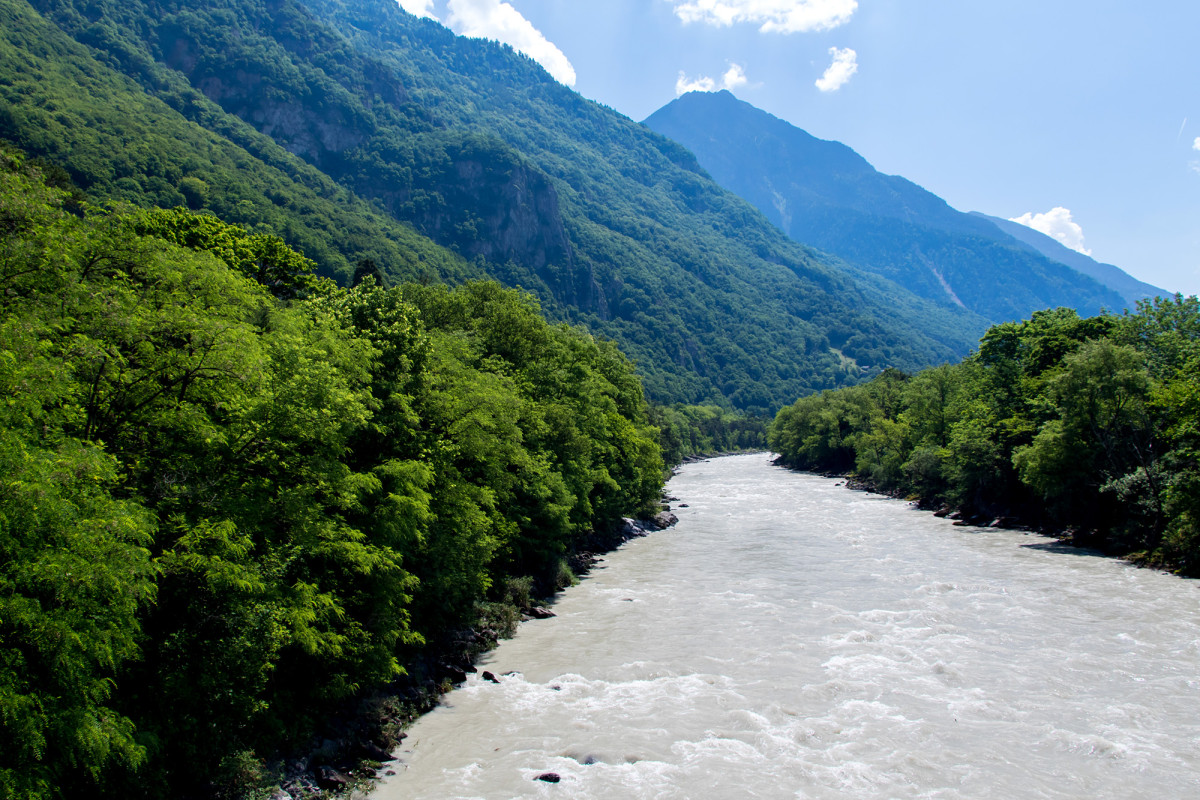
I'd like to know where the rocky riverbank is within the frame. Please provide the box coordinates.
[256,507,681,800]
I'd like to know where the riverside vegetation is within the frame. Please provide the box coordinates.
[770,302,1200,573]
[0,153,687,799]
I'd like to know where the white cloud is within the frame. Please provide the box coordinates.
[676,73,718,94]
[1010,207,1093,256]
[722,63,748,89]
[396,0,437,19]
[669,0,857,34]
[814,47,857,92]
[1193,136,1200,151]
[446,0,577,86]
[675,62,750,96]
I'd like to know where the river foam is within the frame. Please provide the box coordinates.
[370,454,1200,799]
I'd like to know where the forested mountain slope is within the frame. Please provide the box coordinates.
[644,90,1131,323]
[0,0,474,285]
[1,0,987,412]
[973,211,1167,306]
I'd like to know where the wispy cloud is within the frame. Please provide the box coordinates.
[1010,207,1093,256]
[668,0,858,33]
[814,47,857,92]
[396,0,437,19]
[1193,136,1200,152]
[676,62,750,95]
[444,0,577,86]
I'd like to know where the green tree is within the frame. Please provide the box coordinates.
[1013,339,1154,536]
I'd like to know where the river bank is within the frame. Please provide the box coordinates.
[364,453,1200,799]
[257,508,680,800]
[778,455,1186,576]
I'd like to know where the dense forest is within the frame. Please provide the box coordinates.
[0,0,987,413]
[770,302,1200,572]
[654,405,768,467]
[0,152,679,799]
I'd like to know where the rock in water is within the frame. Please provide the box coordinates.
[535,772,561,783]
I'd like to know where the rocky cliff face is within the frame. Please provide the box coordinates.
[157,12,396,170]
[187,68,373,163]
[155,8,588,306]
[428,156,574,272]
[357,135,585,307]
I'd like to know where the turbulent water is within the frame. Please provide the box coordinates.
[371,454,1200,799]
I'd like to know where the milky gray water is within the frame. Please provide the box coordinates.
[371,453,1200,799]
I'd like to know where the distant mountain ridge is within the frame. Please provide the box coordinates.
[970,211,1167,306]
[644,90,1144,322]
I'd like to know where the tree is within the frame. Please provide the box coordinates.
[1013,339,1154,536]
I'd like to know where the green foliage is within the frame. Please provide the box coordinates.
[133,207,319,297]
[0,156,664,798]
[770,301,1200,571]
[0,436,157,800]
[396,281,664,594]
[653,404,769,467]
[5,0,984,414]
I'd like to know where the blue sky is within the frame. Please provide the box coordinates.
[398,1,1200,296]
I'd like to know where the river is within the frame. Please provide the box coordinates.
[370,453,1200,799]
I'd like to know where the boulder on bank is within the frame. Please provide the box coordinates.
[358,742,395,762]
[652,511,678,529]
[440,664,468,684]
[315,766,349,790]
[616,513,679,539]
[619,517,651,539]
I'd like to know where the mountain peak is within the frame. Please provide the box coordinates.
[645,91,871,180]
[644,94,1131,321]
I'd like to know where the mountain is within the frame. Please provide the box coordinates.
[0,0,991,414]
[0,0,479,284]
[643,90,1131,322]
[971,212,1167,306]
